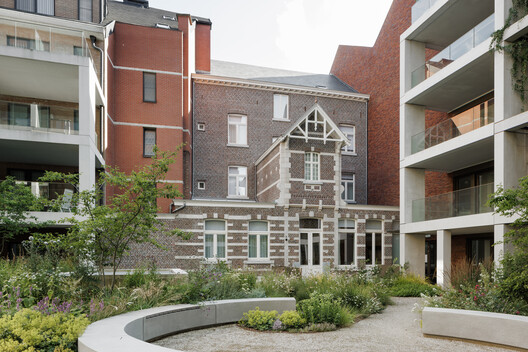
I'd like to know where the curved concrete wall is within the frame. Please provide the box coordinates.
[78,297,296,352]
[422,307,528,349]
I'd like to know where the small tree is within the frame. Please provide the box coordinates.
[489,176,528,300]
[44,148,188,290]
[0,177,44,255]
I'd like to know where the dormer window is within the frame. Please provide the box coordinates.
[162,15,176,21]
[155,23,171,29]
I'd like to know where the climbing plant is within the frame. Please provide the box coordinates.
[490,0,528,104]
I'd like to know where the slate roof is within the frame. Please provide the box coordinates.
[210,60,358,93]
[103,1,211,29]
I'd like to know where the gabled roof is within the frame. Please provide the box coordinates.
[255,104,349,165]
[211,60,358,93]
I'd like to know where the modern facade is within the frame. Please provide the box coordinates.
[0,0,106,255]
[400,0,527,285]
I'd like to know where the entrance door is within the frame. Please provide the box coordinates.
[300,232,321,275]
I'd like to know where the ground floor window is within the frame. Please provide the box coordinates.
[248,221,268,259]
[338,219,355,265]
[204,220,226,259]
[468,238,492,264]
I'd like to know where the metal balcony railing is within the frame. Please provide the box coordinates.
[412,182,494,222]
[411,15,494,88]
[411,98,494,154]
[0,100,79,135]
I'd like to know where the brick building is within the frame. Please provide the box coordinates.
[1,0,400,273]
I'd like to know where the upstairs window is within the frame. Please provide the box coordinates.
[341,173,355,202]
[304,152,319,182]
[143,128,156,157]
[340,125,356,154]
[228,114,247,146]
[16,0,54,15]
[143,72,156,102]
[79,0,92,22]
[228,166,247,197]
[273,94,289,120]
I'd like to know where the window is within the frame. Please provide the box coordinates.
[73,46,83,56]
[273,94,289,120]
[338,219,355,265]
[16,0,54,15]
[228,166,247,197]
[204,220,226,259]
[197,123,205,131]
[227,114,247,145]
[468,237,492,264]
[8,103,30,127]
[304,152,319,182]
[197,181,205,190]
[79,0,92,22]
[7,36,50,51]
[366,220,383,265]
[143,129,156,157]
[248,221,268,260]
[340,125,355,154]
[143,72,156,102]
[341,173,355,202]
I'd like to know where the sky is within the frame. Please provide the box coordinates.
[148,0,393,74]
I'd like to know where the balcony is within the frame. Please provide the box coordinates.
[412,0,439,23]
[411,98,494,154]
[412,182,493,222]
[0,18,95,58]
[0,100,78,135]
[5,180,76,212]
[411,15,494,88]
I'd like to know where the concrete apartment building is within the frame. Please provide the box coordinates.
[0,0,106,256]
[399,0,528,285]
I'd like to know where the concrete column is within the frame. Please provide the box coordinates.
[401,103,425,159]
[436,230,452,287]
[400,233,425,277]
[79,65,96,144]
[79,144,96,192]
[495,131,528,191]
[400,167,425,224]
[400,39,425,95]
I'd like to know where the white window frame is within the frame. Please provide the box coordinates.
[340,125,356,155]
[228,166,248,198]
[304,152,320,182]
[365,220,383,266]
[227,114,247,146]
[204,220,227,261]
[341,173,355,202]
[338,219,356,266]
[273,94,289,121]
[248,221,269,261]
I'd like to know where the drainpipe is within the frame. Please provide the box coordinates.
[192,81,195,199]
[90,35,104,84]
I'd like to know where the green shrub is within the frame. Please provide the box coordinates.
[297,293,354,327]
[389,275,438,297]
[279,310,306,329]
[241,307,278,330]
[0,309,89,352]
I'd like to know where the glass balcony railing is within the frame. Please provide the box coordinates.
[412,0,439,23]
[0,17,92,57]
[412,182,494,222]
[7,180,76,212]
[411,14,494,88]
[0,100,79,135]
[411,98,494,154]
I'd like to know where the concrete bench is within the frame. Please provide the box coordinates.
[78,297,296,352]
[422,307,528,350]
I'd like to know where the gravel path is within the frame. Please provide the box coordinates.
[154,297,513,352]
